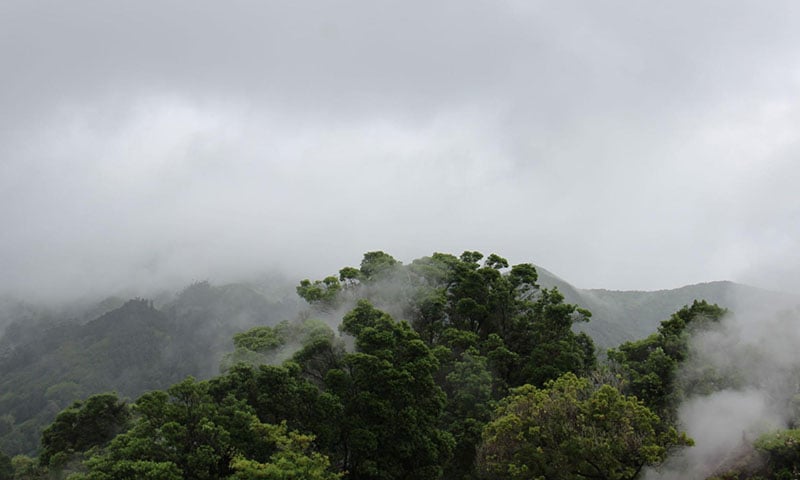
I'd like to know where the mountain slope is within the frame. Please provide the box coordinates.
[0,282,299,455]
[535,267,799,348]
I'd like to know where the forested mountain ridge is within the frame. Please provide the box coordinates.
[0,251,796,479]
[534,266,798,348]
[0,281,300,456]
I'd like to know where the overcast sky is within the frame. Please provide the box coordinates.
[1,1,799,300]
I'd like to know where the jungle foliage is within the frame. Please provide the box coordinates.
[1,250,756,479]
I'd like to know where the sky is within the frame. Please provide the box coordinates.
[1,1,799,301]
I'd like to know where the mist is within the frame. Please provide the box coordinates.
[3,1,800,303]
[646,298,800,479]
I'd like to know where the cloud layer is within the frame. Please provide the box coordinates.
[2,1,800,300]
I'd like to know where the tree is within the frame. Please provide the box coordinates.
[358,252,399,280]
[39,393,130,468]
[0,452,12,480]
[477,373,691,480]
[67,374,342,480]
[76,385,213,479]
[297,277,342,310]
[208,362,343,459]
[325,300,454,479]
[290,250,602,475]
[752,429,800,479]
[9,455,44,480]
[508,287,595,387]
[221,318,341,373]
[608,300,727,417]
[338,267,363,290]
[229,422,342,480]
[77,379,246,479]
[438,349,494,480]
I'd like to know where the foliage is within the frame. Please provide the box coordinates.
[229,422,342,480]
[77,379,243,479]
[39,393,130,468]
[326,300,454,480]
[754,429,800,479]
[213,300,455,479]
[608,300,727,417]
[301,251,596,390]
[297,277,342,310]
[221,318,338,371]
[477,373,691,480]
[507,287,595,388]
[69,377,338,480]
[0,451,11,480]
[294,251,600,478]
[438,349,494,480]
[207,363,343,458]
[358,251,399,280]
[0,282,296,457]
[9,454,45,480]
[1,249,747,479]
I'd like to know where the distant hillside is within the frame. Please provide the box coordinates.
[535,267,800,348]
[0,281,300,455]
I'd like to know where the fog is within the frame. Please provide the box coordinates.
[647,299,800,479]
[2,1,800,302]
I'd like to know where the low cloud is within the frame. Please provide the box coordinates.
[2,1,800,300]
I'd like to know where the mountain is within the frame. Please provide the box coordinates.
[1,264,797,456]
[534,266,799,348]
[0,281,300,455]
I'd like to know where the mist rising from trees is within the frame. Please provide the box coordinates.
[646,299,800,479]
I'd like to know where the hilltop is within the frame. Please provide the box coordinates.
[534,267,798,348]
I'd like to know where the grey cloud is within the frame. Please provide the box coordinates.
[1,1,800,299]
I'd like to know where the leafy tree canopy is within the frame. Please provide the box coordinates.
[39,393,130,468]
[69,377,338,480]
[608,300,727,417]
[0,451,11,480]
[299,250,596,390]
[221,318,337,371]
[477,373,692,480]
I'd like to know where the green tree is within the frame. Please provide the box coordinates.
[508,287,595,387]
[326,300,454,479]
[297,277,342,310]
[438,349,494,480]
[754,429,800,479]
[72,375,343,480]
[0,452,12,480]
[208,362,343,458]
[358,252,399,280]
[477,373,691,480]
[289,250,601,476]
[338,267,364,290]
[608,300,727,417]
[9,455,44,480]
[229,422,341,480]
[221,318,341,373]
[76,378,264,480]
[39,393,130,468]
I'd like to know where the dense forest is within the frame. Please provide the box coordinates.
[1,251,798,479]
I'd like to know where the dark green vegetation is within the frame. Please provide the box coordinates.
[0,250,796,479]
[608,300,728,420]
[478,373,690,480]
[0,281,300,456]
